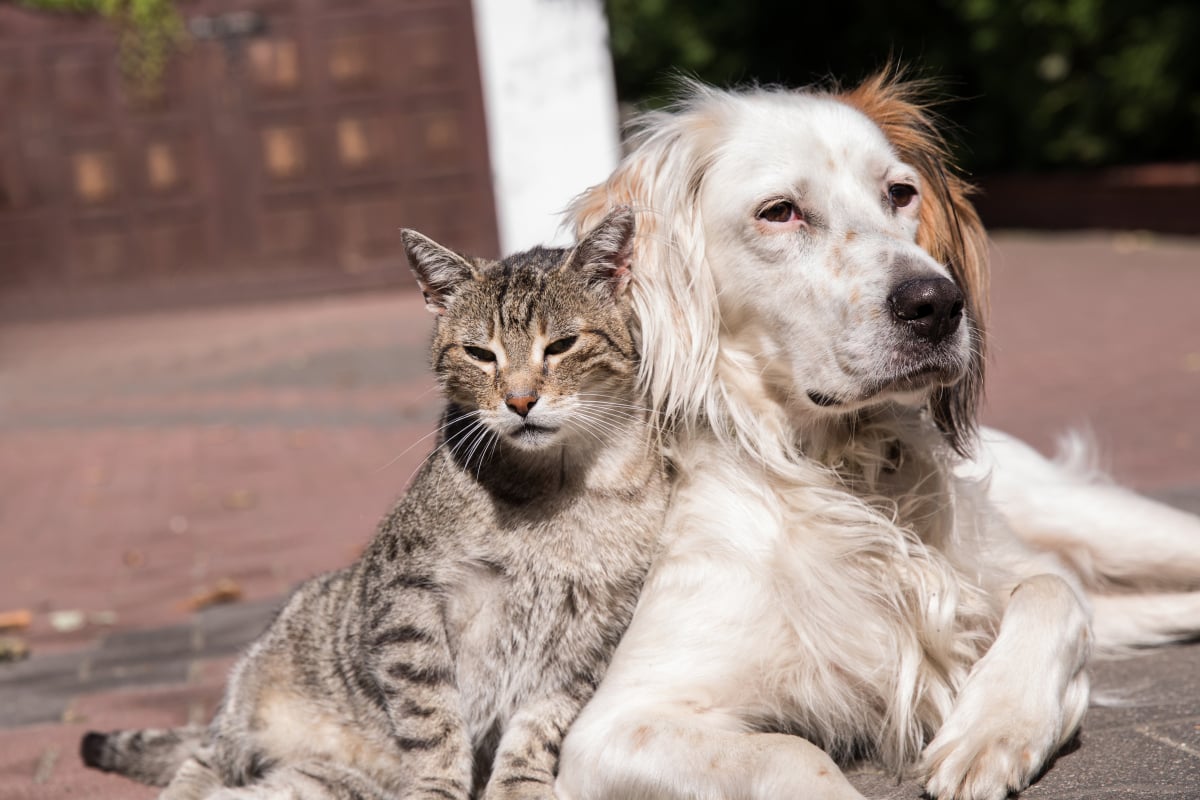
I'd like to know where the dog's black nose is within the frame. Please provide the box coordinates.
[888,277,964,342]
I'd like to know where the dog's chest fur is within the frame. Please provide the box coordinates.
[659,416,999,770]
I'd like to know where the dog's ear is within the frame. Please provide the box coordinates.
[565,93,722,425]
[840,70,989,457]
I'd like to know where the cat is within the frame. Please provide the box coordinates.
[81,206,668,800]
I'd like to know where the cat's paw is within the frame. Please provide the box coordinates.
[482,782,557,800]
[205,788,273,800]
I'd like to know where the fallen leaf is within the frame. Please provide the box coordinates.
[0,609,32,631]
[183,578,243,612]
[222,489,258,510]
[0,636,30,662]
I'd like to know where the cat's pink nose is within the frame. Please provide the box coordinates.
[506,393,539,418]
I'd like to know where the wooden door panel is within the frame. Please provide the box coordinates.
[0,0,498,307]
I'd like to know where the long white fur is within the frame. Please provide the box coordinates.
[553,78,1200,800]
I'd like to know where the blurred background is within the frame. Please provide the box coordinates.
[0,3,1198,797]
[1,0,1197,315]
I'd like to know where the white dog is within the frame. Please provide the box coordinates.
[554,73,1200,800]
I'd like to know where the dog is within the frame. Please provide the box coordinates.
[553,72,1200,800]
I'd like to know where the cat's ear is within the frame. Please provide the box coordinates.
[401,229,476,315]
[564,205,636,297]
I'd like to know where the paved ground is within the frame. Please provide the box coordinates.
[1,231,1198,799]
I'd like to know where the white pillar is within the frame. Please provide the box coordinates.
[471,0,621,252]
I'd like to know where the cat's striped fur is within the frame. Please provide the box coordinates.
[81,207,668,799]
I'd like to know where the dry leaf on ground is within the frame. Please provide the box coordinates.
[0,609,32,631]
[183,578,243,611]
[0,636,29,662]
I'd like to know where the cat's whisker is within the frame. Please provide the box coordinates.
[576,393,663,416]
[443,422,488,488]
[406,414,488,485]
[583,406,641,427]
[577,394,649,415]
[379,410,485,473]
[567,415,611,447]
[580,405,643,433]
[480,426,503,475]
[577,406,630,429]
[579,404,648,421]
[570,412,625,442]
[450,421,488,463]
[455,415,500,478]
[465,426,499,479]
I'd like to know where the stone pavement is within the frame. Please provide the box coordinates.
[1,232,1198,799]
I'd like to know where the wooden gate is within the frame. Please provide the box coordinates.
[0,0,498,315]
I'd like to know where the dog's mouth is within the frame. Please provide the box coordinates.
[807,363,959,409]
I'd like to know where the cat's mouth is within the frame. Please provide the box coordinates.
[513,422,556,435]
[509,422,560,446]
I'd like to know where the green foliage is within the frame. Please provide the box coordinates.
[606,0,1200,173]
[18,0,184,95]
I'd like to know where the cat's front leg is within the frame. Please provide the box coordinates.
[483,692,583,800]
[363,577,473,800]
[158,752,223,800]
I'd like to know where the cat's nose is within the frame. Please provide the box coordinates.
[505,393,539,418]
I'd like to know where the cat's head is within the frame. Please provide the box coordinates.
[401,207,638,453]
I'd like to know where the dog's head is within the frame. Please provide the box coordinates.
[570,73,988,456]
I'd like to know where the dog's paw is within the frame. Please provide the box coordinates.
[921,727,1050,800]
[919,668,1088,800]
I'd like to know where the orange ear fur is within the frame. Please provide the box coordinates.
[839,70,990,456]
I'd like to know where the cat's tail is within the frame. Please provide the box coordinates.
[80,725,206,786]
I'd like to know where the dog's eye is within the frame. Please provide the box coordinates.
[544,336,577,356]
[757,200,800,223]
[463,345,496,363]
[888,184,918,209]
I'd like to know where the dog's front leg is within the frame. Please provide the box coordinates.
[557,702,866,800]
[920,574,1091,800]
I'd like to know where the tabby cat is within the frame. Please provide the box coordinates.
[81,207,668,799]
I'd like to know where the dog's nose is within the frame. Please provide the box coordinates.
[888,277,964,342]
[506,393,539,418]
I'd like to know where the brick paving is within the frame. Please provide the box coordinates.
[1,232,1198,798]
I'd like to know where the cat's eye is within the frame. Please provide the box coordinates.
[544,336,577,356]
[463,345,496,363]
